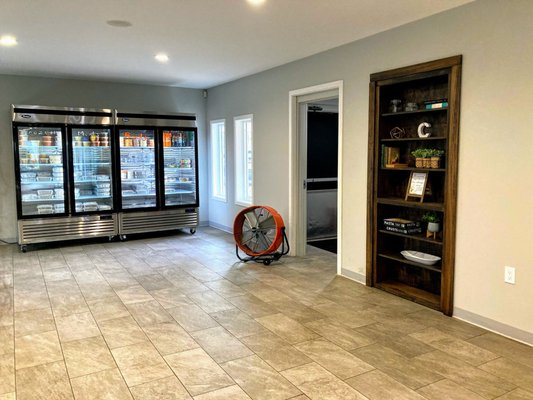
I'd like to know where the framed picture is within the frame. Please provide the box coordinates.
[405,171,428,202]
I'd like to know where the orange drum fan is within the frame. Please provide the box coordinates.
[233,205,289,265]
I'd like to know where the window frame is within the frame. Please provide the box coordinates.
[210,119,227,202]
[234,114,254,206]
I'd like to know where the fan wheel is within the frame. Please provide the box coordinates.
[233,205,285,257]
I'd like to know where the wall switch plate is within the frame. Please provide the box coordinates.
[504,266,515,284]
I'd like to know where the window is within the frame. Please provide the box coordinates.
[234,115,253,206]
[210,119,227,201]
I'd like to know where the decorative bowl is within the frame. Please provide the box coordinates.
[400,250,441,266]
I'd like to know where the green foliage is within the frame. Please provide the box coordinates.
[421,211,441,223]
[411,148,445,158]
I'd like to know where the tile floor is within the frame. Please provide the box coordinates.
[0,227,532,400]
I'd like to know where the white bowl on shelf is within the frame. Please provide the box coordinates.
[400,250,441,266]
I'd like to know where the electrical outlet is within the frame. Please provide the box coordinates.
[504,266,515,284]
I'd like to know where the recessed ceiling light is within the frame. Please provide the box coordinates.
[106,20,132,28]
[0,35,17,47]
[155,53,169,63]
[247,0,266,6]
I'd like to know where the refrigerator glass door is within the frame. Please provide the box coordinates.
[119,129,157,209]
[71,128,114,213]
[162,130,197,207]
[17,126,67,217]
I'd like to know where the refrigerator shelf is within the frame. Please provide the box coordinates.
[165,190,194,195]
[22,198,64,203]
[76,195,113,200]
[21,181,64,185]
[121,163,155,167]
[73,162,111,166]
[19,145,61,149]
[120,146,155,150]
[164,146,194,151]
[122,193,157,198]
[122,178,156,182]
[165,167,193,171]
[20,164,63,168]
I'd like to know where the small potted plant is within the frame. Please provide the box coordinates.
[422,211,441,239]
[411,148,428,168]
[429,149,445,169]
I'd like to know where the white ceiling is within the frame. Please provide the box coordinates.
[0,0,473,89]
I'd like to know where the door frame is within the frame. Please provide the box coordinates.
[288,80,343,274]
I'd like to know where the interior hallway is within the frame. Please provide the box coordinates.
[0,228,532,399]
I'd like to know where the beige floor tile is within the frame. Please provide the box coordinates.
[15,330,63,370]
[0,326,14,356]
[221,355,301,400]
[255,313,318,344]
[14,290,50,313]
[15,307,55,338]
[240,283,293,303]
[55,312,100,343]
[0,392,15,400]
[167,304,219,332]
[227,294,278,318]
[269,299,325,323]
[240,331,311,372]
[164,348,234,396]
[150,287,196,309]
[135,274,174,291]
[204,279,246,298]
[210,309,267,338]
[70,368,132,400]
[86,296,129,322]
[167,276,209,295]
[305,319,374,350]
[15,361,73,400]
[409,327,499,366]
[188,291,235,314]
[78,282,116,301]
[191,326,253,363]
[494,389,533,400]
[45,279,81,299]
[111,340,173,387]
[295,338,374,380]
[416,379,485,400]
[142,321,199,355]
[102,271,138,290]
[130,375,191,400]
[346,370,426,400]
[352,344,443,390]
[0,353,15,394]
[42,268,73,283]
[98,315,147,349]
[415,350,516,398]
[479,357,533,392]
[355,324,434,358]
[468,333,533,369]
[126,300,173,327]
[62,335,116,378]
[311,302,376,329]
[49,293,89,318]
[116,285,154,304]
[193,385,251,399]
[281,362,367,400]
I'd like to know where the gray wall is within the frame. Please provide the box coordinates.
[206,0,533,340]
[0,75,207,242]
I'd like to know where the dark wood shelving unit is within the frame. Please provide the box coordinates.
[366,56,462,315]
[381,107,448,117]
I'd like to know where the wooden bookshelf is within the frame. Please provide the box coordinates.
[366,56,462,316]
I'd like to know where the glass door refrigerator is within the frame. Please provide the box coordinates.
[12,105,118,251]
[115,111,198,238]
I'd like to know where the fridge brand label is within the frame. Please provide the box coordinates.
[20,114,32,119]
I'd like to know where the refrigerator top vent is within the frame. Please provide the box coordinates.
[115,110,196,128]
[12,105,114,125]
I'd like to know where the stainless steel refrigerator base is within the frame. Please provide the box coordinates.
[18,214,118,245]
[119,209,198,235]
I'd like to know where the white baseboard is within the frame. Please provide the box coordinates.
[454,307,533,346]
[208,221,232,233]
[198,220,210,227]
[340,268,366,285]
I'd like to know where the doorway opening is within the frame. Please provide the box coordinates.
[305,99,338,254]
[288,80,343,274]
